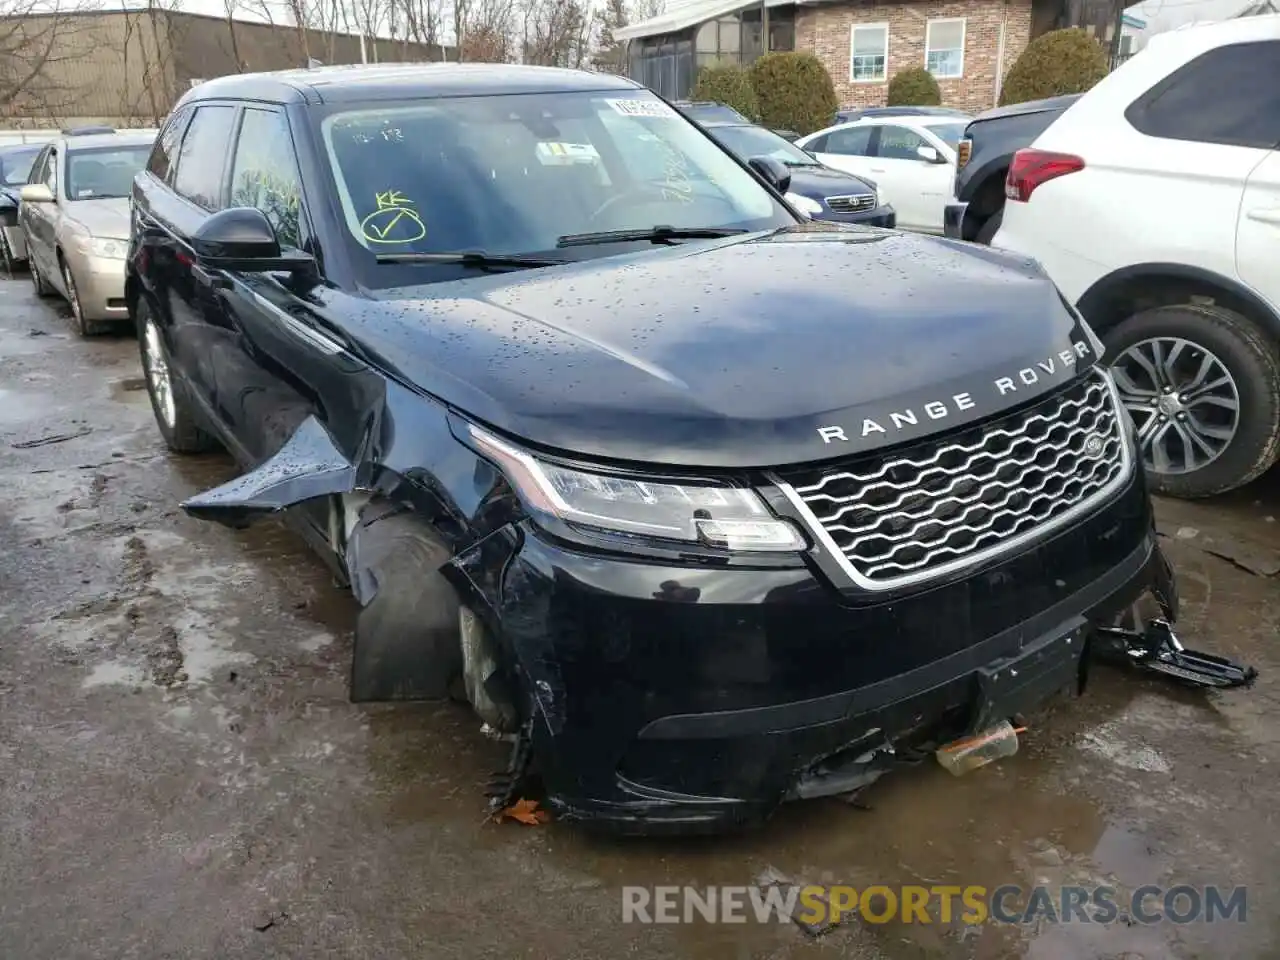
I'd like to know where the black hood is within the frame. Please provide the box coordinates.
[334,223,1100,469]
[783,163,878,200]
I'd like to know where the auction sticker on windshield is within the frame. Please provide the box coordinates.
[605,98,676,119]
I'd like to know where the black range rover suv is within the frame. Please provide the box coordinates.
[128,63,1176,834]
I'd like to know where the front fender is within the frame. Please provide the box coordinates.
[181,414,355,528]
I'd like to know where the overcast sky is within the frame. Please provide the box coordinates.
[151,0,1260,40]
[1125,0,1256,32]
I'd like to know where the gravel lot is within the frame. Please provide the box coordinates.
[1,275,1278,960]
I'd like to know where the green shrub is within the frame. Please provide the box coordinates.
[999,28,1110,106]
[749,51,839,137]
[886,67,942,106]
[691,63,759,120]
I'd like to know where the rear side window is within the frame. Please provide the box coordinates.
[148,106,192,182]
[172,104,238,210]
[1125,41,1280,149]
[826,126,874,156]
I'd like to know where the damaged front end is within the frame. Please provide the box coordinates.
[179,397,1258,837]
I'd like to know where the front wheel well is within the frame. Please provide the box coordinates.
[1077,266,1280,345]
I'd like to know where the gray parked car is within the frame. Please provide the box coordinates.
[19,130,156,334]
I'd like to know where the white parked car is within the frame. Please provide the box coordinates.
[795,115,970,233]
[992,14,1280,498]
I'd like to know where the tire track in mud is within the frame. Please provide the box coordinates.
[49,533,191,689]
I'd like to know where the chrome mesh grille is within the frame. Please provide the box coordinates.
[783,371,1130,590]
[825,194,876,214]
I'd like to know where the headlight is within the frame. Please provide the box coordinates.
[466,424,807,552]
[784,192,823,215]
[85,237,128,259]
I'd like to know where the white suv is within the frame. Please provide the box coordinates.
[992,16,1280,498]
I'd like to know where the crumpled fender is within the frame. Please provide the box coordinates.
[182,415,355,528]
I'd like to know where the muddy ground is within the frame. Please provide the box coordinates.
[1,275,1278,960]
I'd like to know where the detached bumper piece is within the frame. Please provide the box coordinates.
[1094,618,1258,689]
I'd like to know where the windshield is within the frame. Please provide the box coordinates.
[707,124,818,167]
[317,91,791,274]
[65,145,153,200]
[925,122,969,151]
[1,147,42,186]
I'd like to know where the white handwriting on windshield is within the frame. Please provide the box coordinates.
[659,143,694,205]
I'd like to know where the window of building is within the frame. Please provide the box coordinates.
[230,108,306,251]
[926,18,965,79]
[1124,40,1280,149]
[850,24,888,82]
[172,104,238,210]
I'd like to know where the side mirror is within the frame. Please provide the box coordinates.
[916,145,946,164]
[748,155,792,195]
[191,206,316,279]
[20,183,53,203]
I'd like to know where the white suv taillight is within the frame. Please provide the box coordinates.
[1005,148,1085,203]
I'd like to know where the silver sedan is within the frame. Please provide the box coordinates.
[18,131,156,335]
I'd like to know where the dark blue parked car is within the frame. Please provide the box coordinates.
[0,142,47,271]
[696,118,895,227]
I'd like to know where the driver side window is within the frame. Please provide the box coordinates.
[874,125,929,160]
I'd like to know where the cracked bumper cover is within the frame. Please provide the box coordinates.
[451,465,1172,834]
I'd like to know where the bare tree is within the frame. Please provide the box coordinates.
[115,0,182,126]
[397,0,445,57]
[630,0,663,22]
[592,0,627,73]
[220,0,247,71]
[519,0,590,68]
[453,0,514,62]
[0,0,95,119]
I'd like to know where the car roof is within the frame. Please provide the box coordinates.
[842,114,969,128]
[59,131,157,150]
[181,62,642,108]
[0,141,46,154]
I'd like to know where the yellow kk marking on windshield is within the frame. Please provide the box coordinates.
[361,190,426,244]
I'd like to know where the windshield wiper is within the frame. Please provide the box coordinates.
[556,225,748,248]
[375,250,567,271]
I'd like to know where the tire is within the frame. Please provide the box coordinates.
[1103,302,1280,498]
[136,298,217,454]
[61,257,104,337]
[973,206,1003,245]
[30,255,53,296]
[347,505,465,703]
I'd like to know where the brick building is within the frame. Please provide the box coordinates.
[617,0,1124,113]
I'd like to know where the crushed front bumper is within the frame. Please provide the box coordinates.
[451,466,1169,835]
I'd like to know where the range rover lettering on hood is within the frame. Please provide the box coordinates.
[817,339,1094,445]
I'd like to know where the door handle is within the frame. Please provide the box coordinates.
[1246,207,1280,226]
[869,167,886,173]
